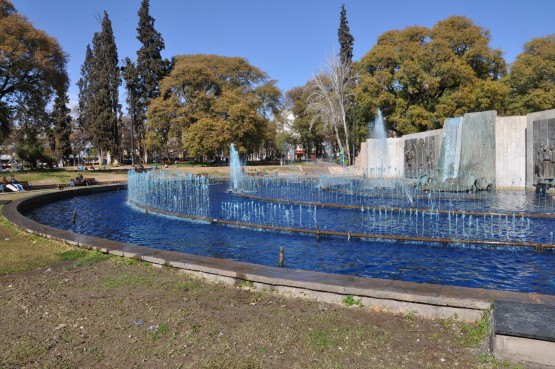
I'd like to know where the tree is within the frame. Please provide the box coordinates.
[0,0,67,143]
[337,4,356,163]
[77,11,121,163]
[51,81,72,166]
[134,0,170,162]
[338,4,354,68]
[355,16,508,135]
[307,54,355,164]
[147,54,281,159]
[504,35,555,114]
[285,85,325,159]
[121,57,139,163]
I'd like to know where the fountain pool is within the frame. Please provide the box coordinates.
[23,172,555,295]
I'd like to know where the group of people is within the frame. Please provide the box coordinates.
[70,173,89,187]
[1,175,25,192]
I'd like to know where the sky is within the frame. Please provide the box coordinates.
[11,0,555,109]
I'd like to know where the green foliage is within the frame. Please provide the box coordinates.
[75,250,111,266]
[478,353,525,368]
[285,85,325,157]
[239,280,255,288]
[147,54,281,159]
[460,306,491,348]
[133,0,170,161]
[58,249,89,261]
[15,131,54,168]
[77,11,121,158]
[355,16,507,135]
[338,4,354,67]
[311,329,337,347]
[51,84,73,164]
[342,295,363,307]
[504,35,555,114]
[0,0,68,144]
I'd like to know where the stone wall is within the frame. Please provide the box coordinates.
[366,137,404,179]
[495,116,526,189]
[353,109,555,190]
[457,111,497,190]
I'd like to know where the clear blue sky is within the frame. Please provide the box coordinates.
[11,0,555,108]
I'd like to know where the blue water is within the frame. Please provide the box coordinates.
[25,185,555,295]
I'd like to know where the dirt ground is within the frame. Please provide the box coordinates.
[0,255,504,369]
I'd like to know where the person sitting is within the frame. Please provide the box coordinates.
[89,165,95,171]
[2,176,15,192]
[9,175,25,191]
[75,173,88,185]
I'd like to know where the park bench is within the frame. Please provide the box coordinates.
[71,178,98,187]
[1,181,29,192]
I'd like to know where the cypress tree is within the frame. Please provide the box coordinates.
[337,4,356,163]
[338,4,354,67]
[77,11,121,162]
[135,0,169,161]
[77,44,94,133]
[52,80,72,166]
[121,57,140,163]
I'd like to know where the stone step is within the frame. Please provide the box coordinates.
[492,300,555,368]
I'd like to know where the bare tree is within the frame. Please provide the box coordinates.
[307,53,354,164]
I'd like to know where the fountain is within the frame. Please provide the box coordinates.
[229,143,243,192]
[23,170,555,295]
[371,108,387,178]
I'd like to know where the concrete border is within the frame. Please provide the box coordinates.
[3,184,555,323]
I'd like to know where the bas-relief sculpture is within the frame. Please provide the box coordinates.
[533,118,555,186]
[404,136,437,178]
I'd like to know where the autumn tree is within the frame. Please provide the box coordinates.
[355,16,508,135]
[0,0,67,144]
[147,54,281,159]
[77,11,121,163]
[504,35,555,114]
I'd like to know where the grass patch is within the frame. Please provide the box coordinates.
[75,251,111,266]
[102,271,155,289]
[311,329,337,347]
[58,249,89,261]
[459,306,492,348]
[342,295,363,307]
[239,280,255,288]
[0,213,72,275]
[176,278,201,292]
[2,342,49,367]
[478,353,525,368]
[114,256,142,266]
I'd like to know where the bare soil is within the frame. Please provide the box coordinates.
[0,256,507,368]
